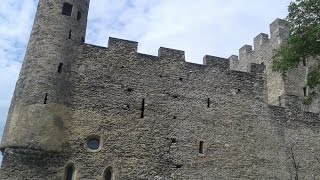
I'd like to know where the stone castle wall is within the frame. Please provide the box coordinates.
[1,0,320,179]
[1,37,320,179]
[230,19,319,113]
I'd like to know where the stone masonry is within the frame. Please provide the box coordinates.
[0,0,320,179]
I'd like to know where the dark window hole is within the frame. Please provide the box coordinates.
[81,37,85,42]
[58,63,63,73]
[173,116,177,119]
[123,104,130,110]
[140,98,145,118]
[77,11,82,21]
[69,30,72,39]
[199,141,204,154]
[171,138,176,143]
[44,93,48,104]
[104,168,112,180]
[65,164,74,180]
[175,164,183,168]
[303,87,308,97]
[173,95,178,99]
[62,3,73,16]
[159,75,163,78]
[237,89,241,93]
[207,98,210,108]
[303,59,307,66]
[127,88,133,92]
[179,77,183,81]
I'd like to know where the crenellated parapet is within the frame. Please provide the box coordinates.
[234,18,290,64]
[87,37,267,77]
[232,18,319,113]
[2,1,320,178]
[229,18,295,109]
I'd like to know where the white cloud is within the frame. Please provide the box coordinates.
[86,0,291,63]
[0,0,291,163]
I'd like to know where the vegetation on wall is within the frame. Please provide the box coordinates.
[272,0,320,104]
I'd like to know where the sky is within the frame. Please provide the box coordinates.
[0,0,292,162]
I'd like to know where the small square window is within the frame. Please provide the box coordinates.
[62,3,73,16]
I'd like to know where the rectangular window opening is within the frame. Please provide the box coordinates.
[44,93,48,104]
[199,141,204,154]
[58,63,63,73]
[77,11,82,21]
[303,59,307,66]
[69,30,72,39]
[140,98,145,118]
[207,98,210,108]
[62,3,73,16]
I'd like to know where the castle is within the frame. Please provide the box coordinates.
[1,0,320,179]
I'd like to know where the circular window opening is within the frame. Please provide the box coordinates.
[87,138,100,151]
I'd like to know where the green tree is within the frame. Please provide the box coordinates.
[272,0,320,103]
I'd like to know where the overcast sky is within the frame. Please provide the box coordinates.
[0,0,292,161]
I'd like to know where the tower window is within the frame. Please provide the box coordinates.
[62,3,73,16]
[77,11,82,21]
[65,164,75,180]
[69,30,72,39]
[199,141,204,154]
[104,167,113,180]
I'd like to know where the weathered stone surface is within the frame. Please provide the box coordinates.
[230,19,319,112]
[1,0,320,180]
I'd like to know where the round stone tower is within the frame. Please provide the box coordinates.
[0,0,90,151]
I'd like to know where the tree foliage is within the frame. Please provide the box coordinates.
[272,0,320,103]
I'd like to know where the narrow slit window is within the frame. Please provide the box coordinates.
[65,164,75,180]
[104,167,113,180]
[81,37,85,43]
[303,59,307,66]
[207,98,210,108]
[69,30,72,39]
[303,87,308,97]
[44,93,48,104]
[62,3,73,16]
[77,11,82,21]
[58,63,63,73]
[140,98,145,118]
[199,141,204,154]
